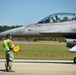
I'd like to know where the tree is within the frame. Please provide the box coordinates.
[0,25,22,32]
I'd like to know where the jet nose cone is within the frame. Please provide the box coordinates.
[0,27,25,37]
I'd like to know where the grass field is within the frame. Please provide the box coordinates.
[0,43,76,60]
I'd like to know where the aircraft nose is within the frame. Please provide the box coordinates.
[0,26,25,37]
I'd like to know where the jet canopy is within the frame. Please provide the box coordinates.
[38,13,76,23]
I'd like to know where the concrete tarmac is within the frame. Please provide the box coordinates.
[0,60,76,75]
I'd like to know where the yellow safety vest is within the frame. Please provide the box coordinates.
[3,40,10,51]
[3,39,20,52]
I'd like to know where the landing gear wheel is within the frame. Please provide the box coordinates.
[73,57,76,64]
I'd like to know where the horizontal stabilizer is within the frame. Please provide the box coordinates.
[69,45,76,53]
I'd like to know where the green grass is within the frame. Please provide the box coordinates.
[0,43,76,60]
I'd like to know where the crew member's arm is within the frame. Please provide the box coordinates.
[8,42,14,49]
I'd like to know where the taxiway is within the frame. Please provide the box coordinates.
[0,60,76,75]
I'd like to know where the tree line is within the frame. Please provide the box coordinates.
[26,37,65,42]
[0,25,22,32]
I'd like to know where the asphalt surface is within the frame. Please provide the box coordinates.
[0,41,65,44]
[0,60,76,75]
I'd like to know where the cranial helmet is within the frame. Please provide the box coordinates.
[6,34,12,39]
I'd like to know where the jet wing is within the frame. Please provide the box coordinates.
[69,45,76,53]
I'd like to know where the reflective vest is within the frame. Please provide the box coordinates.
[3,40,10,51]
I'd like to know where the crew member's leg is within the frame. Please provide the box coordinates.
[5,50,14,72]
[5,51,9,71]
[9,50,14,70]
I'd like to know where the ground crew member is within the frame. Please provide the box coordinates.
[3,34,15,72]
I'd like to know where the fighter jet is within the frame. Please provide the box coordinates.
[0,13,76,63]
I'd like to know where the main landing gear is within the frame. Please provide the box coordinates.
[73,57,76,63]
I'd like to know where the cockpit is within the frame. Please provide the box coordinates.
[38,13,76,24]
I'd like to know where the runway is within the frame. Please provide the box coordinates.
[0,41,65,44]
[0,60,76,75]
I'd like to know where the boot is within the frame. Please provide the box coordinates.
[5,67,9,72]
[8,69,15,72]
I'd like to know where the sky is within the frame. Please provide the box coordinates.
[0,0,76,26]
